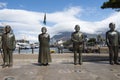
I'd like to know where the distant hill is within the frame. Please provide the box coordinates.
[51,32,72,41]
[51,32,105,41]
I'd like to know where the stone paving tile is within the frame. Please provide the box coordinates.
[1,62,120,80]
[0,53,120,80]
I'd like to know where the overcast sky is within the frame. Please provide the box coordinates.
[0,0,120,42]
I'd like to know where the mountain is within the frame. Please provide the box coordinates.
[51,32,72,41]
[51,32,105,41]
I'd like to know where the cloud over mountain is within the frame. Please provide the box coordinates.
[0,6,120,42]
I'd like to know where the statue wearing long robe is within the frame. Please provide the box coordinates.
[38,27,51,65]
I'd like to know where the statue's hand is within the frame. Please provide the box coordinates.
[79,41,83,45]
[79,40,84,44]
[107,44,111,47]
[12,48,16,51]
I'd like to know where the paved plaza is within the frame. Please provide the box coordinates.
[0,53,120,80]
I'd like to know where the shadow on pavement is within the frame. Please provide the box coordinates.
[32,63,42,66]
[61,62,74,64]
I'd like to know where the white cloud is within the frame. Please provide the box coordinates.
[47,6,82,23]
[0,2,7,8]
[0,9,43,24]
[0,7,120,42]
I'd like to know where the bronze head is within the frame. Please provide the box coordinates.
[109,22,115,31]
[5,25,11,33]
[41,27,47,34]
[74,25,80,32]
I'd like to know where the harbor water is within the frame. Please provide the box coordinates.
[13,47,72,54]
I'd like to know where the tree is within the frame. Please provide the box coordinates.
[87,38,96,46]
[63,39,72,48]
[101,0,120,11]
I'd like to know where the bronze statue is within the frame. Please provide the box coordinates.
[2,25,16,68]
[71,25,84,65]
[106,22,120,65]
[38,27,51,66]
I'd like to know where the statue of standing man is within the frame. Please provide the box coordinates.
[2,25,16,68]
[106,23,120,65]
[71,25,84,65]
[38,27,51,66]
